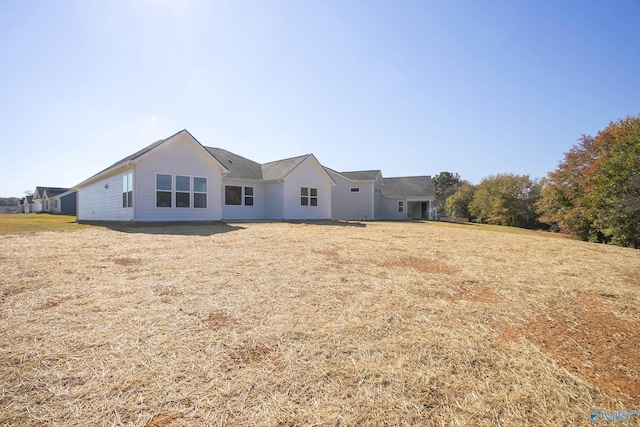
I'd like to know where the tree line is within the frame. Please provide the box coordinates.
[435,115,640,248]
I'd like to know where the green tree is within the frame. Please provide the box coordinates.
[470,174,540,228]
[433,172,465,215]
[445,183,476,219]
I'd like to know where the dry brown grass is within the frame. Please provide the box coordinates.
[1,221,639,426]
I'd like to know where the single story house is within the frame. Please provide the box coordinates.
[74,129,436,222]
[30,187,75,213]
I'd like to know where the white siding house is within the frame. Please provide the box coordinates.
[73,129,434,222]
[75,130,229,222]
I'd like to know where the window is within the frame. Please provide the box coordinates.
[225,185,254,206]
[301,187,318,206]
[225,186,242,205]
[244,186,254,206]
[194,177,207,208]
[398,201,404,213]
[176,175,190,207]
[350,187,360,193]
[123,172,133,208]
[156,174,172,207]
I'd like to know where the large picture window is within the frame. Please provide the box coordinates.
[176,175,190,208]
[123,172,133,208]
[194,177,207,208]
[301,187,318,206]
[225,186,242,205]
[156,174,172,207]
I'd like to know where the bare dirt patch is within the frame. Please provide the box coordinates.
[502,295,640,405]
[378,255,458,275]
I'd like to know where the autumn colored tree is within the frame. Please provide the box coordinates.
[445,183,476,219]
[470,174,541,228]
[537,115,640,247]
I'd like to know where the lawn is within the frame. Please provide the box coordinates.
[1,218,638,426]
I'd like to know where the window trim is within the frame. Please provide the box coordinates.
[123,172,133,208]
[398,200,404,213]
[194,176,207,208]
[156,173,173,208]
[301,187,318,207]
[175,175,190,208]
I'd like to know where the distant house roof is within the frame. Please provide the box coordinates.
[338,170,381,181]
[34,187,70,199]
[381,176,435,198]
[43,187,70,197]
[207,147,264,180]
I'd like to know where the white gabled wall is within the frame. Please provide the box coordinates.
[221,179,265,220]
[282,157,332,220]
[134,133,224,221]
[77,171,134,221]
[326,169,374,220]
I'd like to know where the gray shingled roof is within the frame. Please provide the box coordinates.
[381,176,435,198]
[338,170,381,181]
[34,187,70,199]
[261,155,310,181]
[206,147,264,180]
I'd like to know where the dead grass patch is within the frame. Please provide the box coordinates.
[1,221,639,425]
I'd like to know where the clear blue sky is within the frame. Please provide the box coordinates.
[1,0,639,197]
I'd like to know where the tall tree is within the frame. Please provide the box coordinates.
[470,174,541,228]
[445,183,476,219]
[537,115,640,247]
[433,172,463,215]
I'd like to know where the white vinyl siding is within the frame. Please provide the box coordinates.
[281,157,332,219]
[132,133,224,221]
[77,172,135,221]
[325,169,375,220]
[263,182,283,220]
[221,179,264,220]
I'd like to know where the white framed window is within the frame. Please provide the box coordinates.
[176,175,190,208]
[225,185,253,206]
[194,177,207,208]
[244,187,254,206]
[123,172,133,208]
[156,174,172,207]
[398,201,404,213]
[301,187,318,206]
[350,187,360,193]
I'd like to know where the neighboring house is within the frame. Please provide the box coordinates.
[49,189,77,214]
[19,196,33,213]
[73,129,434,222]
[31,187,72,213]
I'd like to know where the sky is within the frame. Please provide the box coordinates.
[1,0,639,198]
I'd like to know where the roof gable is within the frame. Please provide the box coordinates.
[261,154,310,181]
[75,129,229,188]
